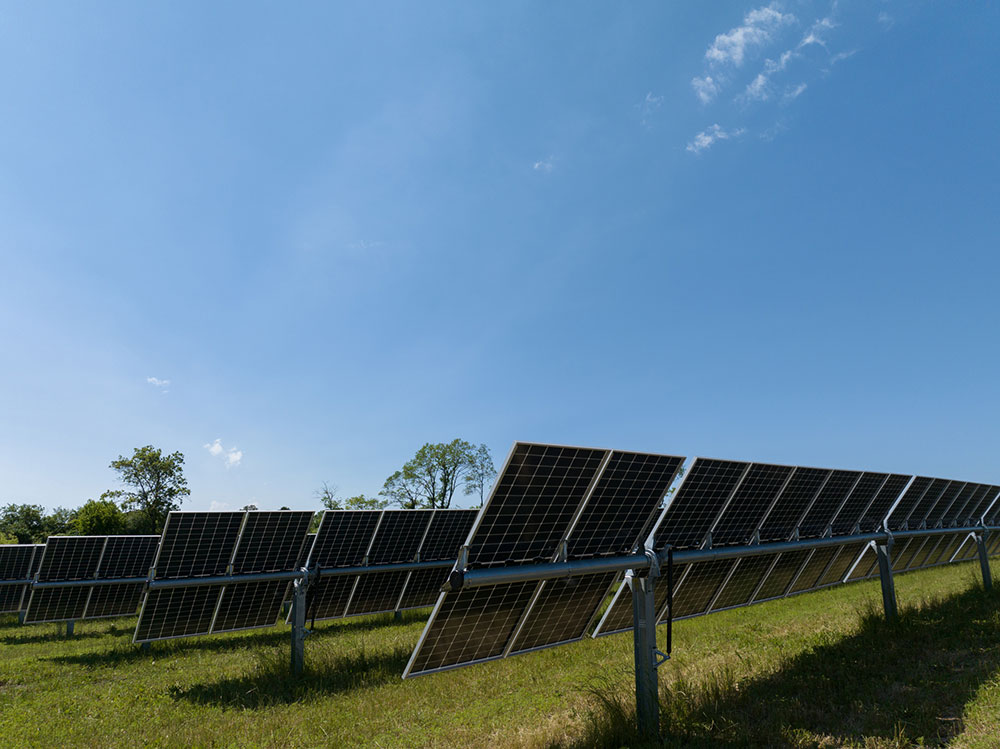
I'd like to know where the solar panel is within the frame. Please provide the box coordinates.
[939,484,978,527]
[885,476,934,531]
[24,536,159,623]
[788,546,841,593]
[466,443,609,567]
[709,554,779,610]
[134,512,246,642]
[796,471,862,538]
[404,443,684,676]
[213,511,312,633]
[651,458,751,550]
[751,549,812,601]
[922,482,965,529]
[966,486,1000,525]
[0,545,42,614]
[829,473,890,536]
[304,510,382,620]
[398,509,479,610]
[856,474,912,532]
[757,468,830,542]
[709,464,795,546]
[85,536,159,619]
[344,510,434,617]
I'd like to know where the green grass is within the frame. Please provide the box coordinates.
[1,560,999,747]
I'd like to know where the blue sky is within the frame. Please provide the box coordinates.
[1,1,998,513]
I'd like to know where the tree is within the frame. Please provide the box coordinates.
[0,504,45,543]
[74,499,126,535]
[380,439,481,509]
[240,504,259,512]
[0,531,18,544]
[315,482,387,511]
[43,507,76,537]
[463,444,496,507]
[105,446,190,533]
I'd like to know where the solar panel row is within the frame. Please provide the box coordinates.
[404,444,1000,678]
[23,536,159,623]
[0,544,44,614]
[305,508,477,621]
[404,444,684,676]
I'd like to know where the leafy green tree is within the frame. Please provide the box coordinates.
[240,504,259,512]
[74,499,126,535]
[315,482,387,511]
[0,531,18,544]
[463,444,496,507]
[380,439,483,509]
[0,504,46,543]
[104,445,190,533]
[43,507,76,537]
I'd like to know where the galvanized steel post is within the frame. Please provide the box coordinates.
[631,550,663,741]
[874,543,897,622]
[975,532,993,592]
[290,573,307,676]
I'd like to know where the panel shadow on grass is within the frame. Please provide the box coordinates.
[45,608,427,668]
[571,584,1000,748]
[170,645,413,708]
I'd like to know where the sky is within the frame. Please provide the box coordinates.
[1,1,998,513]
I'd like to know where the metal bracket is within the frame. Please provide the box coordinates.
[750,529,760,545]
[654,650,670,667]
[556,539,569,562]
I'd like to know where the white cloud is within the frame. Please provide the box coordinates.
[204,438,243,468]
[209,500,230,512]
[532,157,554,172]
[743,73,770,101]
[691,76,720,104]
[686,124,746,154]
[784,83,808,101]
[830,49,858,65]
[799,16,835,49]
[878,12,894,29]
[146,376,170,389]
[705,4,795,67]
[638,91,664,125]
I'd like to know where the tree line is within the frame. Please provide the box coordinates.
[1,439,495,543]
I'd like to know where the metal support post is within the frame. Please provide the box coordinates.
[875,543,897,622]
[975,533,993,592]
[631,558,664,741]
[394,610,402,621]
[290,574,307,676]
[65,620,75,636]
[141,642,151,652]
[17,611,25,625]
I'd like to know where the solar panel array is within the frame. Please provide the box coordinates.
[595,459,1000,637]
[23,536,159,623]
[0,544,43,614]
[134,511,311,642]
[403,443,684,677]
[306,508,478,621]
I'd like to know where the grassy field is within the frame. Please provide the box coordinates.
[1,560,999,748]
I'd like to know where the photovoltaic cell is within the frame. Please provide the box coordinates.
[884,476,933,531]
[939,484,977,528]
[789,546,840,593]
[906,479,949,529]
[669,559,732,618]
[652,459,750,550]
[567,451,683,558]
[856,474,911,532]
[830,473,889,535]
[752,550,812,601]
[214,511,312,633]
[367,511,434,565]
[467,444,608,567]
[797,471,861,538]
[418,510,479,561]
[0,545,41,614]
[508,573,618,654]
[710,464,794,546]
[817,542,867,586]
[757,468,830,543]
[966,486,1000,525]
[922,482,964,529]
[407,581,538,674]
[710,555,778,610]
